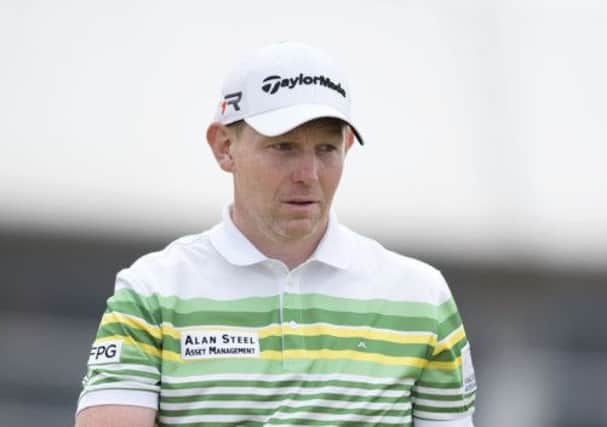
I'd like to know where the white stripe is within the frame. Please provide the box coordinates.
[414,414,475,427]
[158,412,412,425]
[160,398,411,412]
[413,385,466,396]
[269,425,341,427]
[92,363,159,375]
[271,411,411,424]
[413,395,475,408]
[84,381,159,392]
[157,414,276,424]
[88,372,158,386]
[161,385,408,398]
[162,372,415,386]
[413,406,475,421]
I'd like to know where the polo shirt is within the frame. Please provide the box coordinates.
[78,206,477,426]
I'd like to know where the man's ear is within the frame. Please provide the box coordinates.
[206,122,235,172]
[344,127,355,154]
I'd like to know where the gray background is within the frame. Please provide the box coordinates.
[2,229,605,426]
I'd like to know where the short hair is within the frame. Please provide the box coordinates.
[226,120,246,137]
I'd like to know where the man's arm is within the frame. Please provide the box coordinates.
[75,405,156,427]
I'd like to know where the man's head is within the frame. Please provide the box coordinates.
[206,42,361,248]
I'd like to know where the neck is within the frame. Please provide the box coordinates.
[230,207,327,270]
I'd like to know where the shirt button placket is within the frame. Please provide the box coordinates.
[283,272,305,371]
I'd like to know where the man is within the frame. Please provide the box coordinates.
[76,42,477,426]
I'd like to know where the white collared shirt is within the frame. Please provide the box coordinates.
[77,206,476,426]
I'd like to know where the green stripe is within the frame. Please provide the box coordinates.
[437,312,463,339]
[417,365,463,385]
[108,289,161,323]
[158,420,412,427]
[436,298,458,323]
[161,358,422,378]
[297,309,436,332]
[413,403,473,414]
[287,293,437,317]
[160,392,407,404]
[111,289,445,323]
[162,378,411,391]
[97,322,161,348]
[286,334,431,358]
[121,341,161,365]
[160,406,411,417]
[166,309,280,328]
[264,421,407,427]
[104,303,437,332]
[415,380,464,389]
[89,367,158,381]
[107,300,159,326]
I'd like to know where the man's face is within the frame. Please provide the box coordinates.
[228,119,353,244]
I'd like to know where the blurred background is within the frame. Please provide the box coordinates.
[1,1,606,426]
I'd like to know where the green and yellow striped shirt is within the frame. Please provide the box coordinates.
[78,210,476,426]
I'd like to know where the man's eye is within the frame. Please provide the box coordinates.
[272,143,292,151]
[318,144,337,152]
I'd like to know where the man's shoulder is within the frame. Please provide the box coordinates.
[342,225,451,302]
[132,232,212,268]
[344,225,440,274]
[115,229,217,294]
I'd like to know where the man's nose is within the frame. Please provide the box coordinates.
[291,152,319,184]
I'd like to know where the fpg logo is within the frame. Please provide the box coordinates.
[88,340,123,365]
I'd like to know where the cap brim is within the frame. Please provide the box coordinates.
[244,104,364,145]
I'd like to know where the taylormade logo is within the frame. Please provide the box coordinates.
[261,74,346,98]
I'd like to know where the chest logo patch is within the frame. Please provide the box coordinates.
[180,330,260,360]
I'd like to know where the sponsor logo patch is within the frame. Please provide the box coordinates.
[88,340,123,365]
[181,330,260,360]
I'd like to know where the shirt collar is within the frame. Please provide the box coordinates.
[308,210,351,269]
[208,204,351,269]
[208,205,268,266]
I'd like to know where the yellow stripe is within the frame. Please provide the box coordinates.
[94,335,461,369]
[160,324,181,340]
[427,356,462,370]
[101,316,437,349]
[101,313,162,340]
[432,326,466,356]
[258,324,436,346]
[100,313,179,343]
[98,318,460,368]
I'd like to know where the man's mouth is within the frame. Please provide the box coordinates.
[283,200,318,206]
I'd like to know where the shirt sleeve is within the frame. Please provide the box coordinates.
[412,274,477,425]
[77,271,162,413]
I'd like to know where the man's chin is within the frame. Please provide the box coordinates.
[278,218,324,241]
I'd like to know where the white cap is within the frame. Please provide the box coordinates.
[214,41,364,145]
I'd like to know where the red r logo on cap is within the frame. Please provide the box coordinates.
[221,92,242,114]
